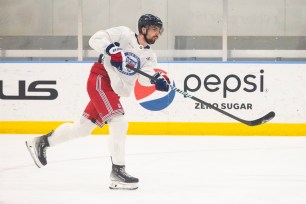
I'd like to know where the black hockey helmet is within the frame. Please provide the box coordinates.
[138,14,163,34]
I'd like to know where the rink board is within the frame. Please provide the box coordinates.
[0,62,305,135]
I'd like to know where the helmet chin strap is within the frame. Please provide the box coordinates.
[142,28,150,45]
[144,34,150,44]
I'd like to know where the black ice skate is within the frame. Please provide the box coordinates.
[25,131,53,168]
[109,163,139,190]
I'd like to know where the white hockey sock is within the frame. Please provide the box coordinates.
[108,115,128,165]
[48,117,96,147]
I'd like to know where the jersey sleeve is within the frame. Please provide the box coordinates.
[89,26,132,53]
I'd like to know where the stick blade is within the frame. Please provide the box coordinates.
[246,111,276,126]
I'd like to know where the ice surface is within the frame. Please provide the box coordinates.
[0,135,306,204]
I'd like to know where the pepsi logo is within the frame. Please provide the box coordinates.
[134,68,176,111]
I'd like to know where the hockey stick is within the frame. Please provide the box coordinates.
[126,64,275,126]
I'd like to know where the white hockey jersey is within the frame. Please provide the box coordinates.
[89,26,157,97]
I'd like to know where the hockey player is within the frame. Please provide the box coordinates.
[25,14,168,190]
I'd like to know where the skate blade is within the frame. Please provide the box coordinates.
[25,141,43,168]
[109,181,138,190]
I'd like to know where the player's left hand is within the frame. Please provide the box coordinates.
[106,42,126,71]
[151,72,170,92]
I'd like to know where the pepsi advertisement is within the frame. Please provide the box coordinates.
[1,62,305,124]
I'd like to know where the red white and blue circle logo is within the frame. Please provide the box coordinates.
[134,68,176,111]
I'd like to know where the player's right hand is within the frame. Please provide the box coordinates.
[106,42,125,71]
[151,72,170,92]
